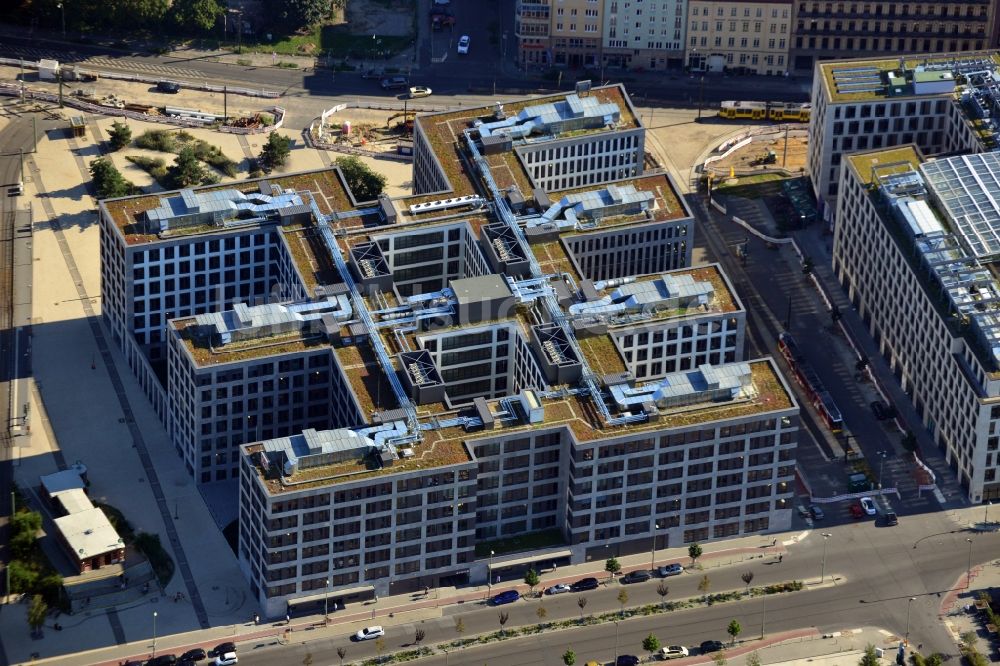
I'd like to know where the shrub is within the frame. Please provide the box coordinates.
[134,532,175,586]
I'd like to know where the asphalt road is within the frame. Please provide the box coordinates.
[228,512,998,665]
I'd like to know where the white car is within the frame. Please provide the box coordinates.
[860,496,877,516]
[457,35,470,54]
[355,625,385,641]
[659,645,690,660]
[545,583,571,595]
[214,653,238,666]
[409,86,433,98]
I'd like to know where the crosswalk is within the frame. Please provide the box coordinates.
[0,45,206,79]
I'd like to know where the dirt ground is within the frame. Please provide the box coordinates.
[714,134,809,172]
[346,0,413,37]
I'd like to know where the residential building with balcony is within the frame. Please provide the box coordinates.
[686,0,792,75]
[603,0,689,71]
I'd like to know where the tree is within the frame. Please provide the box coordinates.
[605,557,621,581]
[746,651,762,666]
[562,649,577,666]
[414,628,425,646]
[698,574,711,594]
[302,654,313,666]
[576,596,588,622]
[901,431,917,452]
[727,619,742,645]
[260,131,293,172]
[859,644,880,666]
[107,121,132,151]
[335,155,388,201]
[169,0,223,32]
[802,256,814,275]
[617,589,628,616]
[454,616,466,637]
[642,633,662,660]
[168,145,206,188]
[740,571,754,592]
[498,611,509,634]
[27,594,47,635]
[712,652,728,666]
[960,631,979,651]
[855,357,870,372]
[275,0,332,32]
[535,604,547,625]
[89,157,133,199]
[8,561,38,593]
[524,568,540,597]
[656,582,670,609]
[830,305,842,323]
[688,543,703,566]
[336,647,347,666]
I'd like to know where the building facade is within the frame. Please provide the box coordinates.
[603,0,688,71]
[791,0,997,74]
[834,146,1000,504]
[686,0,792,75]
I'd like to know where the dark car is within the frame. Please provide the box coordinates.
[885,511,899,526]
[615,656,640,666]
[146,656,177,666]
[700,641,725,654]
[156,80,180,93]
[869,400,895,420]
[570,577,600,592]
[210,644,236,658]
[621,570,651,584]
[490,589,520,605]
[809,505,825,520]
[380,76,409,90]
[179,648,207,663]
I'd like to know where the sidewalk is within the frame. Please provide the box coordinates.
[24,530,808,666]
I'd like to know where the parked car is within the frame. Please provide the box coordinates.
[433,0,450,4]
[657,563,684,577]
[700,640,725,654]
[212,654,237,666]
[850,504,865,519]
[380,76,409,90]
[146,656,177,666]
[621,570,652,584]
[179,648,207,663]
[570,577,600,592]
[870,400,893,420]
[354,626,385,641]
[809,505,825,520]
[659,645,690,660]
[408,86,433,98]
[210,643,235,658]
[860,496,878,516]
[156,80,180,93]
[361,68,385,79]
[615,656,640,666]
[490,590,520,605]
[457,35,470,54]
[545,583,571,595]
[884,511,899,526]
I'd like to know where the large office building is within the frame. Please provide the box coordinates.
[833,145,1000,505]
[100,85,800,618]
[806,51,1000,222]
[790,0,997,74]
[686,0,792,75]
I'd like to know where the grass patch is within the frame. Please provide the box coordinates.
[712,174,787,199]
[475,529,566,558]
[276,61,299,68]
[134,130,239,177]
[133,532,175,587]
[224,23,412,59]
[127,155,169,185]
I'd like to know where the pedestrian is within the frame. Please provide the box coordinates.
[772,538,777,547]
[285,613,290,625]
[779,554,783,563]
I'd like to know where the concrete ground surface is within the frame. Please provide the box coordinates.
[0,97,793,666]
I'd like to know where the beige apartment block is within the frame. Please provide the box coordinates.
[602,0,688,72]
[686,0,792,75]
[514,0,603,68]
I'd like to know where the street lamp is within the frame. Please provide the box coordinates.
[966,538,974,589]
[877,451,888,490]
[324,578,330,623]
[760,588,766,639]
[57,2,66,38]
[488,549,495,598]
[650,523,660,572]
[820,533,832,583]
[152,610,158,657]
[613,619,621,665]
[903,596,916,646]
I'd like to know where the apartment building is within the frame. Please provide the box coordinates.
[515,0,552,67]
[791,0,996,74]
[603,0,688,71]
[686,0,791,74]
[807,51,996,222]
[833,145,1000,504]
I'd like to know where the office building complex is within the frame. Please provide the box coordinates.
[834,145,1000,504]
[686,0,792,75]
[807,51,1000,221]
[99,85,799,619]
[791,0,996,74]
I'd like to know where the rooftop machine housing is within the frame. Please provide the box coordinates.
[450,274,516,325]
[474,94,621,141]
[190,296,352,346]
[349,241,393,291]
[530,323,583,384]
[398,349,447,404]
[144,186,309,233]
[481,223,531,278]
[609,362,754,416]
